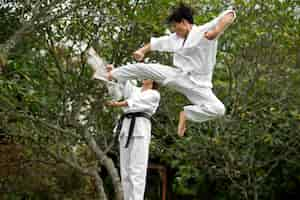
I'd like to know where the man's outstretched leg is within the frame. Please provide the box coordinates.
[107,63,180,84]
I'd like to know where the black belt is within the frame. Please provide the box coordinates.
[116,112,151,148]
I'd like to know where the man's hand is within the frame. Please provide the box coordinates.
[105,64,114,81]
[205,11,236,40]
[132,43,151,61]
[106,101,117,107]
[222,11,235,24]
[106,64,114,72]
[132,50,145,61]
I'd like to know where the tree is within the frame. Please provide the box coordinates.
[1,0,300,199]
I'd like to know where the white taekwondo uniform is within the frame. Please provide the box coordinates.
[87,48,160,200]
[111,9,236,123]
[110,80,160,200]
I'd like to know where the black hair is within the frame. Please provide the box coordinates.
[152,81,159,90]
[166,3,194,24]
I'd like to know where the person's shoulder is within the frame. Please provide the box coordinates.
[148,89,160,98]
[166,32,181,40]
[192,24,202,30]
[193,24,207,32]
[153,90,161,100]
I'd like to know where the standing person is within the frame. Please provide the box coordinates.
[87,51,160,200]
[105,3,236,137]
[107,76,160,200]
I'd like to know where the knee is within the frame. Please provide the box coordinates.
[214,103,226,117]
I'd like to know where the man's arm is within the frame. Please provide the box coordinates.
[106,100,128,107]
[132,43,151,61]
[131,33,177,62]
[205,11,236,40]
[107,90,160,113]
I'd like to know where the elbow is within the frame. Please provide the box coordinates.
[205,31,218,40]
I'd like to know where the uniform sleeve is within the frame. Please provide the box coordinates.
[107,80,138,100]
[126,91,160,114]
[122,80,139,99]
[200,9,236,32]
[174,10,236,50]
[106,82,123,100]
[150,34,178,52]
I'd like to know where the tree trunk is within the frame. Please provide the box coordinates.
[92,170,108,200]
[85,130,123,200]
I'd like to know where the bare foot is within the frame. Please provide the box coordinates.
[177,111,187,137]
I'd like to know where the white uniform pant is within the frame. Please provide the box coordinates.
[119,135,151,200]
[112,63,225,122]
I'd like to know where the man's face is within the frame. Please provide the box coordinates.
[171,20,190,38]
[142,79,153,88]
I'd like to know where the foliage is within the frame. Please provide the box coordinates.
[0,0,300,199]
